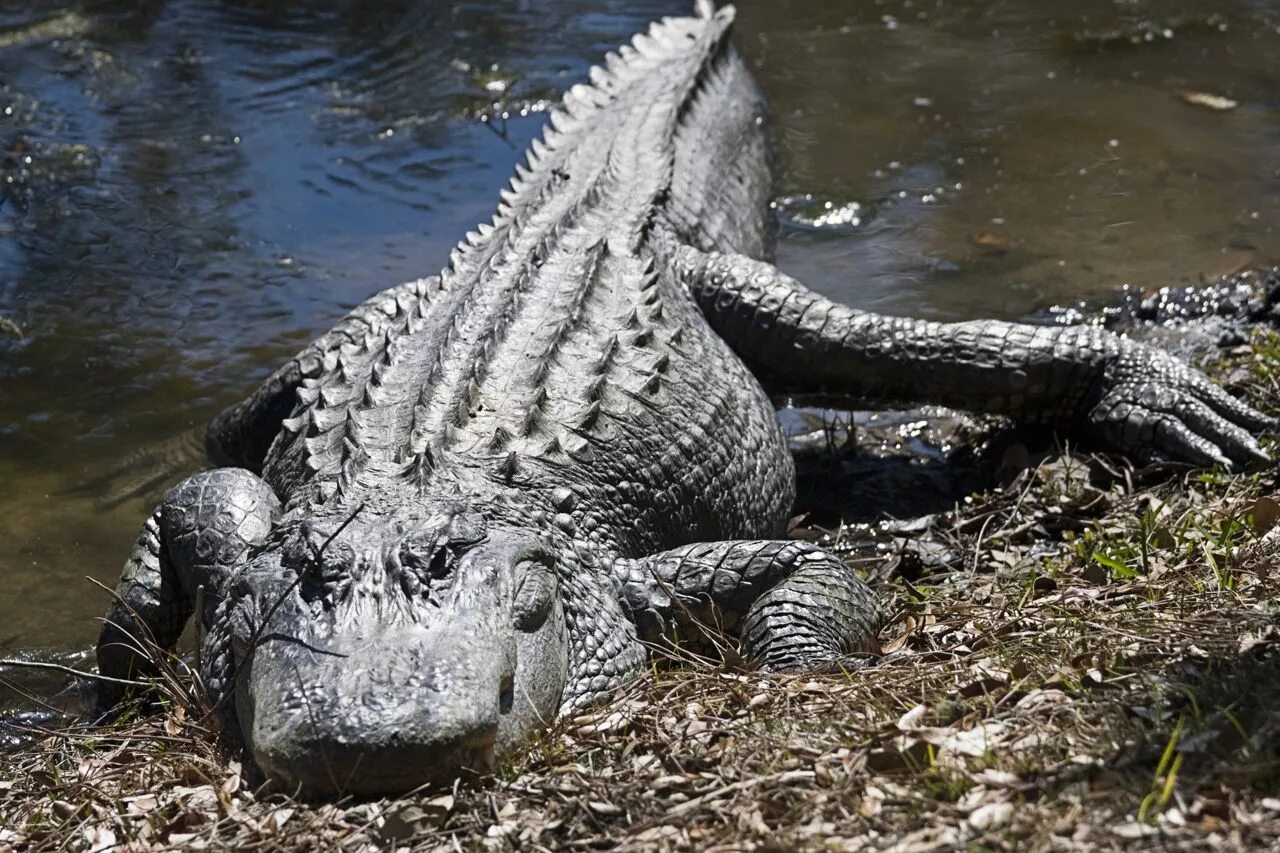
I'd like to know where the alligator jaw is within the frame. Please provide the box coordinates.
[223,521,568,799]
[254,727,499,800]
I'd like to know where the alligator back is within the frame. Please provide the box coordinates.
[259,5,793,556]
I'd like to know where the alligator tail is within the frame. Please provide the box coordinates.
[64,425,208,510]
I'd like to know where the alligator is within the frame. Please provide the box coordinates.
[96,2,1272,798]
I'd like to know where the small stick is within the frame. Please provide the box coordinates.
[0,659,148,688]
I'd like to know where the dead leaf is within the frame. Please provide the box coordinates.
[80,825,117,853]
[378,803,440,842]
[261,807,295,833]
[969,802,1013,831]
[1250,496,1280,534]
[588,801,624,816]
[122,793,159,815]
[51,800,79,820]
[859,784,885,817]
[896,703,927,730]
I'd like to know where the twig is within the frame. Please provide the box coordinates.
[0,659,148,688]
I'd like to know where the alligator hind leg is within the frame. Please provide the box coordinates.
[97,468,279,702]
[669,243,1272,467]
[614,540,880,671]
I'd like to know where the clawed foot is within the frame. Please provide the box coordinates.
[1087,340,1275,468]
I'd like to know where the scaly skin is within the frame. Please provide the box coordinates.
[96,3,1272,799]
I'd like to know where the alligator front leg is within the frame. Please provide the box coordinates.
[97,468,280,702]
[670,244,1274,467]
[614,541,880,671]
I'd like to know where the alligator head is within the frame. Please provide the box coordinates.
[210,503,568,798]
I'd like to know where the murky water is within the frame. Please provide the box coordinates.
[0,0,1277,658]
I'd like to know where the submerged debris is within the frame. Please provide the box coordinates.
[1177,91,1240,112]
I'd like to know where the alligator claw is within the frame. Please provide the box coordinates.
[1087,341,1275,469]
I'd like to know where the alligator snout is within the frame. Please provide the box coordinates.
[247,621,516,799]
[257,724,499,799]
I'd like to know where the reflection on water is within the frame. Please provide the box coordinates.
[0,0,1277,653]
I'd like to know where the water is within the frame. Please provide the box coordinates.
[0,0,1277,658]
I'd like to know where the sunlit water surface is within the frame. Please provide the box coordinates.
[0,0,1277,663]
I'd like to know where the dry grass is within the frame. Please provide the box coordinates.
[5,334,1280,851]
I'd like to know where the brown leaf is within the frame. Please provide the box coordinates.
[51,800,79,821]
[261,807,295,833]
[1250,497,1280,535]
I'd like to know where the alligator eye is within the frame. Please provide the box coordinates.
[513,559,557,631]
[399,533,455,586]
[313,540,355,580]
[284,524,353,580]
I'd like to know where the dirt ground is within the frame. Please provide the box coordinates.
[4,325,1280,851]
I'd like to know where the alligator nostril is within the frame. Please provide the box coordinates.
[498,676,514,714]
